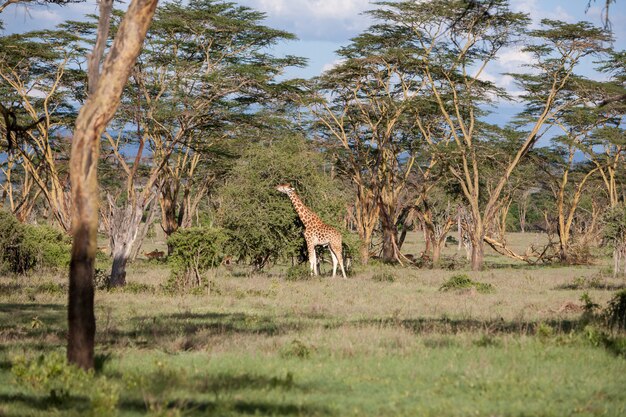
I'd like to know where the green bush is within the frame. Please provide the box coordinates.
[0,211,70,274]
[216,134,349,269]
[605,290,626,332]
[372,271,396,282]
[280,339,313,359]
[23,223,71,269]
[166,227,227,292]
[11,351,119,416]
[0,211,28,273]
[285,263,311,281]
[439,274,495,294]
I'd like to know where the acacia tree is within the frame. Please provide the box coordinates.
[123,0,304,254]
[0,30,86,228]
[68,0,157,370]
[586,52,626,207]
[310,32,430,263]
[369,1,610,269]
[100,130,165,287]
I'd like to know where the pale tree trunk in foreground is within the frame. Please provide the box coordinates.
[107,192,157,286]
[68,0,158,370]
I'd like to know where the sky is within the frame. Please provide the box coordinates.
[1,0,625,123]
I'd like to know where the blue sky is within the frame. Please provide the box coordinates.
[1,0,625,124]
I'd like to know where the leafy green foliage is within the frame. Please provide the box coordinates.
[166,227,228,292]
[217,134,350,268]
[439,274,494,294]
[604,290,626,332]
[371,271,396,282]
[11,351,119,416]
[603,204,626,245]
[285,264,311,281]
[280,339,312,359]
[23,223,71,269]
[0,211,70,274]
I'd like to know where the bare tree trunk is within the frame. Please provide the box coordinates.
[109,205,141,287]
[67,0,158,370]
[469,220,485,270]
[457,214,463,252]
[160,181,179,255]
[470,237,484,270]
[130,198,158,261]
[380,210,399,262]
[349,187,379,265]
[359,231,372,265]
[432,240,442,265]
[107,193,156,287]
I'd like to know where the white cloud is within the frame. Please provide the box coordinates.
[497,47,535,72]
[510,0,574,27]
[254,0,370,20]
[321,58,345,73]
[238,0,373,41]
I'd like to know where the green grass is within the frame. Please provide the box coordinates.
[1,232,626,416]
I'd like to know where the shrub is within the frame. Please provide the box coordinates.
[0,211,70,274]
[439,274,494,294]
[372,271,396,282]
[0,211,27,273]
[216,134,349,269]
[166,227,227,292]
[602,205,626,275]
[11,351,119,415]
[605,290,626,332]
[280,339,313,359]
[285,263,311,281]
[23,223,71,269]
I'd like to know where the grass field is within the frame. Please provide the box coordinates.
[1,232,625,416]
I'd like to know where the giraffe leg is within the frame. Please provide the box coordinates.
[307,242,318,276]
[329,249,338,277]
[330,241,347,279]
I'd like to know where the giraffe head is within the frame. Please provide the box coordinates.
[275,183,295,194]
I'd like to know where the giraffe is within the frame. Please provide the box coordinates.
[276,183,347,279]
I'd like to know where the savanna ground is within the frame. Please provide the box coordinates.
[1,232,626,416]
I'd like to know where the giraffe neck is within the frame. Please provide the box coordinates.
[287,191,320,228]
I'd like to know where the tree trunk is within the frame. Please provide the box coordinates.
[160,183,179,255]
[423,221,432,256]
[380,211,399,262]
[108,203,146,287]
[351,186,379,266]
[559,241,570,263]
[557,222,570,263]
[457,215,462,252]
[470,238,484,271]
[67,0,158,370]
[432,240,442,265]
[359,237,371,265]
[469,220,485,271]
[130,197,158,261]
[68,218,96,370]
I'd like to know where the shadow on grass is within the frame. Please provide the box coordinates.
[351,316,582,335]
[101,311,305,347]
[119,397,330,416]
[0,392,89,412]
[0,302,592,344]
[115,370,327,416]
[553,282,626,291]
[0,303,66,350]
[0,303,65,323]
[107,309,592,347]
